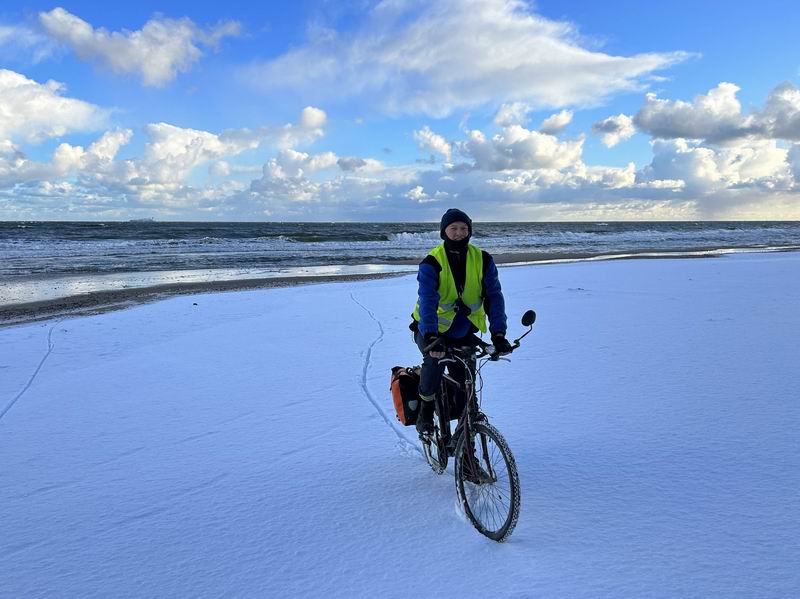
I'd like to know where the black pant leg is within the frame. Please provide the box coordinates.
[414,330,445,397]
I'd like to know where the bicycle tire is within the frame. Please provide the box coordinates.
[429,402,449,473]
[454,422,520,542]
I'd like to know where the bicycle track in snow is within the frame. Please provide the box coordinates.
[349,293,421,457]
[1,320,61,423]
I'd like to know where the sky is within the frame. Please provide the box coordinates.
[1,0,800,221]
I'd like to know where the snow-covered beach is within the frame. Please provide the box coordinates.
[1,252,798,597]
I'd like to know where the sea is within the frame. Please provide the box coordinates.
[2,221,800,306]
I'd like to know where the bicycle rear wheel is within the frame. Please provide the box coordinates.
[454,422,520,542]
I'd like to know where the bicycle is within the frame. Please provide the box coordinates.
[416,309,536,542]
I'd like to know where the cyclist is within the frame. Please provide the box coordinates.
[411,208,512,436]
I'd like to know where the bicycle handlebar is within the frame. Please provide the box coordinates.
[422,308,535,360]
[424,334,516,361]
[423,333,488,354]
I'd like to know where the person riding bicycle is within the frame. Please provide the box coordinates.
[411,208,511,436]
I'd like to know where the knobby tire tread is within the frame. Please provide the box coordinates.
[454,422,521,542]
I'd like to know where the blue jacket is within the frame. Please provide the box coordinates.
[416,245,507,338]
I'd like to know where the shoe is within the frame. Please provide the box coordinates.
[469,409,487,423]
[462,448,494,484]
[416,396,435,435]
[463,464,493,485]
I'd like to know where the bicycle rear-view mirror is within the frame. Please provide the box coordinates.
[512,309,536,346]
[521,310,536,327]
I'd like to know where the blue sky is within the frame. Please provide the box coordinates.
[1,0,799,220]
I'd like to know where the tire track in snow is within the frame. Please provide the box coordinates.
[0,321,61,423]
[350,293,421,457]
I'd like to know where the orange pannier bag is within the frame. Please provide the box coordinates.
[390,366,421,426]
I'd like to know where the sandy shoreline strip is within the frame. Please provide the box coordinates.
[3,245,798,328]
[0,272,406,329]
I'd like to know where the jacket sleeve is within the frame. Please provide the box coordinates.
[482,251,507,335]
[416,257,441,336]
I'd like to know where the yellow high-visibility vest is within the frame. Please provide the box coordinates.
[413,244,487,333]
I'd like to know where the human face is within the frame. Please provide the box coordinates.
[444,221,470,241]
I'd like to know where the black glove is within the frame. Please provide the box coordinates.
[491,333,513,355]
[423,333,443,352]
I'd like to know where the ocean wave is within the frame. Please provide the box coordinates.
[285,233,393,242]
[387,231,440,243]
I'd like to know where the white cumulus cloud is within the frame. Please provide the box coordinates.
[263,149,338,179]
[591,114,636,147]
[456,125,583,171]
[127,107,328,185]
[539,110,573,134]
[298,106,327,129]
[0,103,334,211]
[0,69,108,144]
[86,129,133,162]
[633,81,800,144]
[39,8,241,86]
[758,82,800,141]
[413,126,452,162]
[634,83,755,142]
[639,138,791,192]
[0,129,132,187]
[137,123,262,184]
[276,107,328,149]
[405,185,427,201]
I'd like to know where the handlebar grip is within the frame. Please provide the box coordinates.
[423,337,444,353]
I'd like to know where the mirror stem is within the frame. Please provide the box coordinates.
[512,325,533,345]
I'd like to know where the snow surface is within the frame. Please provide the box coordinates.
[1,252,799,598]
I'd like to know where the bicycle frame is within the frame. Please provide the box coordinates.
[423,345,497,478]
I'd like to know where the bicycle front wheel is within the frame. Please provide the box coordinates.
[454,422,520,542]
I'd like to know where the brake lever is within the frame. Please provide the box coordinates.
[486,343,515,361]
[489,354,512,362]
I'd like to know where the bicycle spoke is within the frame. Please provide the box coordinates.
[475,488,497,531]
[485,505,496,532]
[489,446,505,471]
[483,495,499,531]
[491,495,507,529]
[491,484,512,502]
[488,486,508,521]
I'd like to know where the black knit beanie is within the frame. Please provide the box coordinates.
[439,208,473,240]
